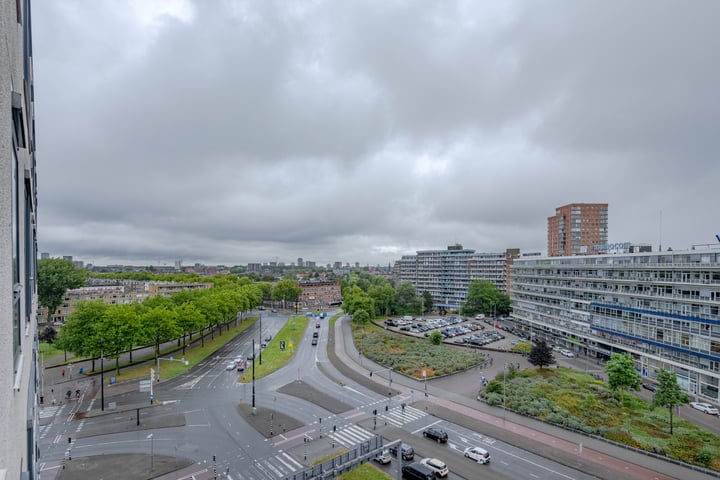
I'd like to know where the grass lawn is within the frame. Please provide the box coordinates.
[240,315,309,382]
[481,366,720,471]
[352,322,485,378]
[337,463,392,480]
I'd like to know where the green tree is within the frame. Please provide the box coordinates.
[140,305,181,361]
[38,258,87,322]
[428,330,443,346]
[368,284,394,317]
[55,300,107,368]
[394,281,419,315]
[605,353,642,403]
[527,340,554,368]
[421,291,433,314]
[175,302,206,354]
[343,286,376,318]
[352,308,370,324]
[272,279,302,309]
[461,280,510,316]
[100,304,138,374]
[653,369,690,435]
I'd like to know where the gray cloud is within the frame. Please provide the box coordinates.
[33,0,720,266]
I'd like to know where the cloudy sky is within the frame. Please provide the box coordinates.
[32,0,720,267]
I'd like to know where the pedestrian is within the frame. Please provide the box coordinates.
[61,369,65,377]
[517,362,520,369]
[490,357,493,365]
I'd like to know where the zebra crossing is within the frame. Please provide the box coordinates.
[375,404,428,428]
[327,424,376,448]
[254,452,304,478]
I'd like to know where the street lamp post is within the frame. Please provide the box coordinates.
[147,433,154,471]
[100,348,105,411]
[259,313,263,365]
[503,363,507,421]
[252,339,256,412]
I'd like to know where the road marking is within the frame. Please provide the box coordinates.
[343,386,372,399]
[412,419,442,435]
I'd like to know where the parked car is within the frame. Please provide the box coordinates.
[463,446,491,464]
[642,382,657,391]
[389,443,414,461]
[422,427,448,443]
[560,349,575,357]
[419,457,449,477]
[401,462,434,480]
[374,449,392,465]
[690,402,719,415]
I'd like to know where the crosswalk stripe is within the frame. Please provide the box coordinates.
[281,452,303,470]
[274,454,297,472]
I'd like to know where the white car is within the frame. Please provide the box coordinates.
[560,349,575,357]
[690,402,719,415]
[464,446,491,464]
[419,458,449,477]
[225,363,236,371]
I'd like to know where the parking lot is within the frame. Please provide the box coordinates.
[383,315,530,350]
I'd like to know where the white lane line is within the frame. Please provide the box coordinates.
[412,419,442,434]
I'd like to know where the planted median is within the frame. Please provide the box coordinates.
[240,315,309,382]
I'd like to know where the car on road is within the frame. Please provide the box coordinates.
[419,457,449,477]
[271,309,277,313]
[642,382,657,392]
[422,427,448,443]
[225,363,236,371]
[389,443,414,461]
[316,323,320,328]
[463,446,491,464]
[374,450,392,465]
[690,402,719,415]
[560,349,575,357]
[311,337,318,346]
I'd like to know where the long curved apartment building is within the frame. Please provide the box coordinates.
[510,247,720,402]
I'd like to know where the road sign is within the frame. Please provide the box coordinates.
[139,380,151,393]
[280,340,286,351]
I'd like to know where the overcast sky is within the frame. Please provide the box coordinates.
[32,0,720,267]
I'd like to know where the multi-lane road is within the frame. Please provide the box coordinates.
[38,311,714,480]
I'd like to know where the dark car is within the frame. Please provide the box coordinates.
[316,323,320,328]
[389,443,414,461]
[313,331,319,338]
[422,427,448,443]
[311,337,318,346]
[642,382,658,392]
[401,462,434,480]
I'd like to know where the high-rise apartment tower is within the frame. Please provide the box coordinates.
[547,203,608,256]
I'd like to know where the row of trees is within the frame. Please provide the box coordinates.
[341,271,511,323]
[55,281,264,374]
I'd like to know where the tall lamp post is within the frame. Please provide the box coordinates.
[259,312,263,365]
[100,344,105,411]
[252,338,256,413]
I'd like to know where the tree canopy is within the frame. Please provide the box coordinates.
[38,258,88,321]
[460,280,511,316]
[527,340,554,368]
[605,353,642,402]
[653,369,690,435]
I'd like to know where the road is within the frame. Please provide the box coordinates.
[37,310,719,480]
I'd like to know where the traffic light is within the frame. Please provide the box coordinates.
[373,409,377,415]
[385,405,388,411]
[369,371,373,377]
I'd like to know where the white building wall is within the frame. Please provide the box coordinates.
[1,0,39,477]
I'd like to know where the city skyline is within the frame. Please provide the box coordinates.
[33,1,720,267]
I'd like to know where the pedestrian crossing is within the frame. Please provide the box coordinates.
[254,452,304,478]
[374,404,428,428]
[327,424,375,448]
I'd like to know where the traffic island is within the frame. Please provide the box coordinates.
[237,403,303,438]
[57,453,193,480]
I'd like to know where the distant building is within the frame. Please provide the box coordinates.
[547,203,608,256]
[1,0,40,477]
[299,281,342,308]
[40,252,50,259]
[297,257,304,267]
[247,263,262,273]
[394,245,519,310]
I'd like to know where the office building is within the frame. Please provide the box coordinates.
[395,245,518,310]
[548,203,608,256]
[1,0,39,477]
[298,281,342,308]
[510,247,720,401]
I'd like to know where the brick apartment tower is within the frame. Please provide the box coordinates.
[547,203,608,256]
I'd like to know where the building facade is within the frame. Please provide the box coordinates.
[1,0,39,477]
[299,281,342,308]
[510,247,720,402]
[547,203,608,256]
[395,245,517,310]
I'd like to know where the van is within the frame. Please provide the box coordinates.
[401,462,434,480]
[475,313,485,320]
